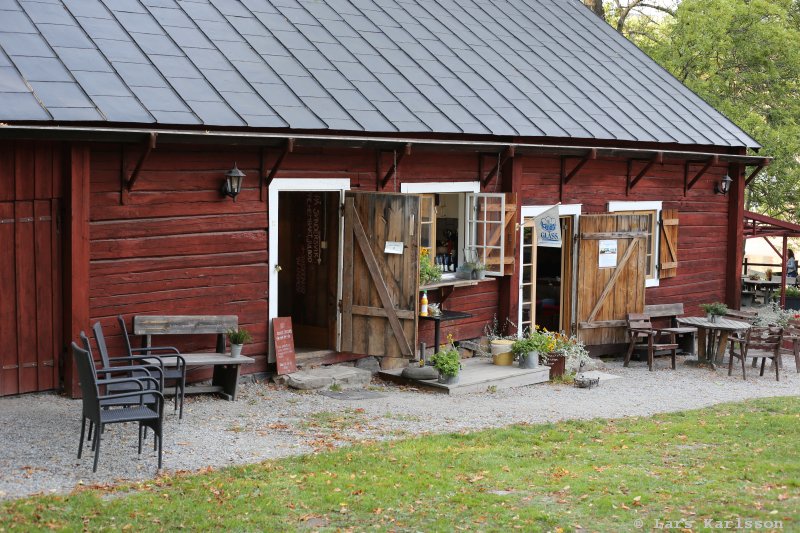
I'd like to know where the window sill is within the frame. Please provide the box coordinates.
[420,276,493,291]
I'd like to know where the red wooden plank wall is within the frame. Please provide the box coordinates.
[0,142,63,396]
[521,156,732,316]
[88,145,268,375]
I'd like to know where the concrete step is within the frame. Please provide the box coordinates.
[379,357,550,395]
[285,365,372,390]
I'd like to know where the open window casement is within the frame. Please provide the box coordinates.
[659,209,679,279]
[465,192,517,276]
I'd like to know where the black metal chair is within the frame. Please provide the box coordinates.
[117,316,188,419]
[73,342,164,472]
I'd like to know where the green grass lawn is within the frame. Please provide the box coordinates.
[2,397,799,532]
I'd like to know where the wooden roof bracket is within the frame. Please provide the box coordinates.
[265,138,294,189]
[481,145,515,187]
[119,132,157,204]
[559,148,596,201]
[626,151,663,194]
[380,143,412,189]
[684,155,718,192]
[744,160,770,187]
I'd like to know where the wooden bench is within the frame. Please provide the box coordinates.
[644,303,697,356]
[133,315,254,401]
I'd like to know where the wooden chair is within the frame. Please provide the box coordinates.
[624,313,678,371]
[781,319,800,374]
[728,326,784,381]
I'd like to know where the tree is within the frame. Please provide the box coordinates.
[632,0,800,219]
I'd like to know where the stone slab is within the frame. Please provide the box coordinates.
[318,390,388,400]
[379,357,550,395]
[578,370,621,382]
[286,366,372,390]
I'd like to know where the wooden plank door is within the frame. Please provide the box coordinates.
[340,192,420,362]
[0,199,62,396]
[576,214,649,346]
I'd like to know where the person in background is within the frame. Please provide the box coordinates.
[787,249,797,279]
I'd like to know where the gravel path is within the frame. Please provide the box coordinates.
[1,356,798,500]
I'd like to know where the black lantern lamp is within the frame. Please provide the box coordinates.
[222,164,245,202]
[715,174,732,195]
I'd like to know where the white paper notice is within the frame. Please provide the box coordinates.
[384,241,404,254]
[598,239,618,268]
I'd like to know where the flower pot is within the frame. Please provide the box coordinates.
[474,270,486,280]
[546,351,566,379]
[490,339,514,366]
[438,373,459,385]
[519,350,539,369]
[230,343,244,357]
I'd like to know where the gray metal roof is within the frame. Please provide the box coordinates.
[0,0,759,148]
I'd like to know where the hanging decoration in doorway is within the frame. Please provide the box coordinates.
[305,193,322,265]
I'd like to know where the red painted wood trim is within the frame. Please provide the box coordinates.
[64,143,90,398]
[725,160,744,309]
[497,156,522,335]
[780,237,788,308]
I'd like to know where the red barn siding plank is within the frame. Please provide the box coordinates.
[0,144,14,202]
[90,230,266,260]
[90,213,267,240]
[90,250,267,277]
[0,202,17,395]
[15,201,38,393]
[34,143,53,200]
[34,200,55,390]
[14,143,35,201]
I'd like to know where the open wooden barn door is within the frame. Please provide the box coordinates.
[576,214,649,347]
[340,192,420,367]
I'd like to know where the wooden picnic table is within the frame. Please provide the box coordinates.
[676,316,751,369]
[742,278,782,303]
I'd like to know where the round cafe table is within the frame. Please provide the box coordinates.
[676,316,751,369]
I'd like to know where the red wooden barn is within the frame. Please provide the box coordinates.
[0,0,770,396]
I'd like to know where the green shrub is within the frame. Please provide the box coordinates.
[227,327,252,345]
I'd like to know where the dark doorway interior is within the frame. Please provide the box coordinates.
[277,191,340,354]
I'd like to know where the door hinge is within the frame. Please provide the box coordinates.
[340,202,345,217]
[338,299,343,312]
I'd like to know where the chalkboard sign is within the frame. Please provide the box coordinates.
[273,317,297,375]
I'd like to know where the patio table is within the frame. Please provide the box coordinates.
[676,316,751,369]
[742,278,782,303]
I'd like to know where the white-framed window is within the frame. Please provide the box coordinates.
[608,200,662,288]
[400,182,509,277]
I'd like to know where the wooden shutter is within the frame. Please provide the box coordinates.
[501,193,517,276]
[340,193,420,362]
[659,209,679,279]
[576,214,648,346]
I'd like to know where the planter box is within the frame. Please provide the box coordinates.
[785,296,800,311]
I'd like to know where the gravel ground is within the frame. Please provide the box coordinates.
[1,356,798,501]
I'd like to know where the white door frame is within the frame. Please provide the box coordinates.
[268,178,351,360]
[518,204,582,336]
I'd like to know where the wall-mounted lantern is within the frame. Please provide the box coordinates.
[714,174,732,195]
[221,164,246,202]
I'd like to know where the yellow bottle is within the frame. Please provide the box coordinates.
[420,290,428,316]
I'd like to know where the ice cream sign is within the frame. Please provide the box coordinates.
[535,208,562,248]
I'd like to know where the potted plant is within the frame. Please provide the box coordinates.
[419,248,442,286]
[785,285,800,311]
[431,344,461,385]
[227,327,252,357]
[748,272,762,281]
[765,268,774,281]
[470,261,486,280]
[700,302,728,323]
[484,315,516,365]
[512,328,554,369]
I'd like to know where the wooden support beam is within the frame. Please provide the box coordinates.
[125,132,157,192]
[744,161,769,186]
[380,143,412,188]
[265,138,294,188]
[561,148,596,185]
[764,236,784,260]
[482,146,514,187]
[627,152,663,193]
[685,155,718,190]
[780,236,788,308]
